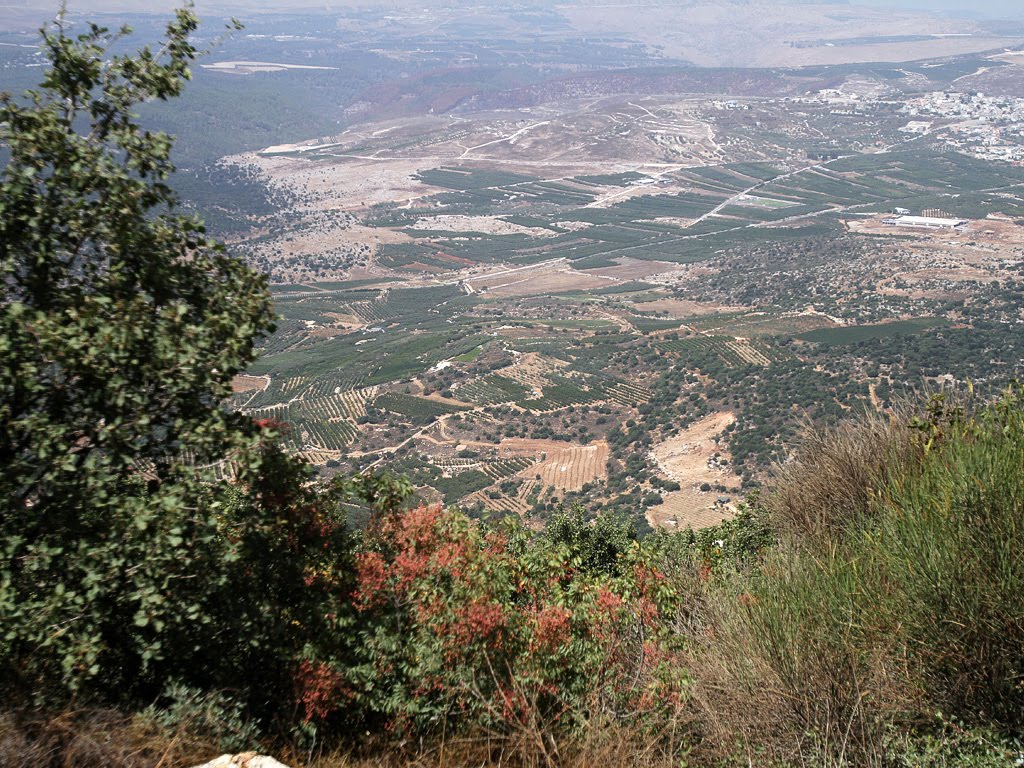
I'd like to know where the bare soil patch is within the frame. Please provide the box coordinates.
[551,220,594,232]
[849,215,1024,248]
[520,441,609,492]
[411,215,556,238]
[631,298,745,318]
[500,353,569,394]
[489,437,577,456]
[245,153,445,213]
[402,262,447,274]
[655,491,735,531]
[485,268,611,297]
[584,181,700,209]
[579,257,685,281]
[323,311,365,330]
[647,411,737,530]
[231,375,269,393]
[850,215,1024,295]
[306,326,351,339]
[650,411,735,481]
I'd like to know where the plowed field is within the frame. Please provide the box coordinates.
[524,441,608,492]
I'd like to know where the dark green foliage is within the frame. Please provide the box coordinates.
[453,374,531,405]
[432,469,494,503]
[0,12,352,730]
[543,506,638,575]
[797,317,948,345]
[372,392,469,423]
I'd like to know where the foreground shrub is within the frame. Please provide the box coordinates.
[306,505,691,754]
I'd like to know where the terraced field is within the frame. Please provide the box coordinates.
[599,378,652,406]
[657,336,750,367]
[726,339,772,366]
[650,491,734,531]
[519,377,605,413]
[453,374,532,405]
[289,419,359,453]
[296,386,379,420]
[465,478,542,517]
[482,456,536,481]
[373,393,470,422]
[528,442,609,492]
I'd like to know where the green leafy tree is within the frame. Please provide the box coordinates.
[0,9,352,725]
[543,505,637,575]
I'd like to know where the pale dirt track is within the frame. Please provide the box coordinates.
[647,411,737,531]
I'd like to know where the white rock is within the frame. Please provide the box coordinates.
[191,754,291,768]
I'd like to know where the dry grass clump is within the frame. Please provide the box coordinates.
[0,709,216,768]
[686,556,911,767]
[303,724,687,768]
[0,710,689,768]
[766,406,922,545]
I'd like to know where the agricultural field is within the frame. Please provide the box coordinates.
[646,411,737,531]
[531,442,610,493]
[198,31,1024,532]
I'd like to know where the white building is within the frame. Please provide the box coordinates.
[899,121,932,134]
[882,215,969,230]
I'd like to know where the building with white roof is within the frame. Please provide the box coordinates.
[882,215,969,230]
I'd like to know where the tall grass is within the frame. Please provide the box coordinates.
[0,708,689,768]
[874,396,1024,726]
[691,391,1024,765]
[766,406,922,544]
[0,709,216,768]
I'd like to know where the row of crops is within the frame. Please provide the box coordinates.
[349,300,396,324]
[601,379,653,406]
[657,336,752,367]
[270,283,469,326]
[301,376,375,399]
[655,333,791,368]
[287,419,359,453]
[519,376,605,412]
[453,374,532,405]
[243,398,362,453]
[293,388,378,421]
[371,147,1024,277]
[372,393,470,423]
[479,456,535,481]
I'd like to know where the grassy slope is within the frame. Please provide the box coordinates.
[691,392,1024,766]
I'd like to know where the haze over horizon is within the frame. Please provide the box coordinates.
[7,0,1024,20]
[857,0,1022,17]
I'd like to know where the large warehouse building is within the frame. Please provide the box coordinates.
[882,215,969,231]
